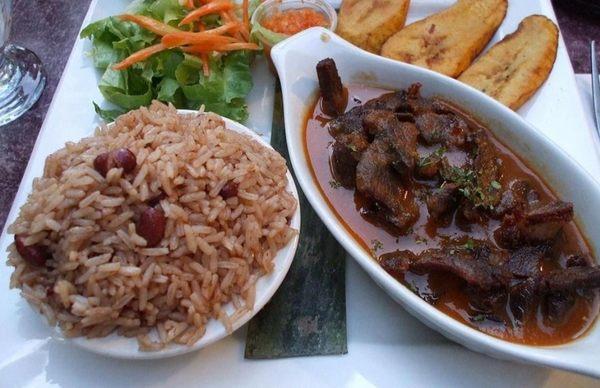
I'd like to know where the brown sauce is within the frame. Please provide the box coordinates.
[304,84,599,345]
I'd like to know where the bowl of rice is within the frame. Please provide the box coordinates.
[6,101,300,359]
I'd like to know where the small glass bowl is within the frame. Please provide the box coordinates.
[251,0,337,67]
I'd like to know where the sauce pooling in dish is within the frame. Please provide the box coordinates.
[305,59,600,345]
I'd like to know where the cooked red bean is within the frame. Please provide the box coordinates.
[14,235,49,267]
[93,152,111,177]
[113,148,136,173]
[219,181,239,199]
[147,191,166,207]
[93,148,136,177]
[137,207,166,247]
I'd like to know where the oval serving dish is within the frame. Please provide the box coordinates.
[271,27,600,377]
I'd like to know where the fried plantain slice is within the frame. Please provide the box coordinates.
[458,15,559,110]
[337,0,411,53]
[380,0,508,78]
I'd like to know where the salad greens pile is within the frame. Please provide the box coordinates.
[80,0,254,122]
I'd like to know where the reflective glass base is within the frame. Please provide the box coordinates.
[0,44,46,126]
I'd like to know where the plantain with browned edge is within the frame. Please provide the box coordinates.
[337,0,411,54]
[380,0,507,78]
[458,15,559,110]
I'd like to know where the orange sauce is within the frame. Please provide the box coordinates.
[262,8,328,35]
[304,84,599,345]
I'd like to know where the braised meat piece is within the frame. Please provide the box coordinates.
[495,200,574,248]
[382,245,510,291]
[472,132,502,209]
[544,292,575,325]
[356,137,420,231]
[331,141,359,188]
[493,179,539,217]
[541,266,600,293]
[328,106,369,138]
[426,183,459,223]
[363,91,411,112]
[505,245,547,279]
[380,250,417,277]
[363,84,433,115]
[415,112,470,147]
[508,278,538,323]
[362,110,419,175]
[316,58,347,117]
[382,243,600,325]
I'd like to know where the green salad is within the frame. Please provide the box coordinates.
[81,0,258,122]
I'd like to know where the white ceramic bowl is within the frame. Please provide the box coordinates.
[64,111,301,359]
[271,27,600,377]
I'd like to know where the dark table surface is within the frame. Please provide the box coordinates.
[0,0,599,232]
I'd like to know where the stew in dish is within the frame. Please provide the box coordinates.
[306,58,600,345]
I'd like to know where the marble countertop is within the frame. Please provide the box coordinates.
[0,0,599,231]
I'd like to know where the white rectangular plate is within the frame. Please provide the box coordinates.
[0,1,598,387]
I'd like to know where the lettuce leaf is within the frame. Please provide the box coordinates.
[93,102,125,122]
[81,5,255,123]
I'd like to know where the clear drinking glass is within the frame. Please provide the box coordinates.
[0,0,46,126]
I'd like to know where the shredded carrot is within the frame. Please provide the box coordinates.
[161,24,243,47]
[182,42,260,53]
[242,0,249,32]
[115,3,253,76]
[119,14,180,35]
[112,43,167,70]
[226,9,249,41]
[197,22,211,77]
[220,11,244,41]
[179,0,235,26]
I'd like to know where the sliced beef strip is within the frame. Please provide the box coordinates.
[362,110,419,175]
[493,179,538,218]
[566,254,591,268]
[331,141,359,188]
[355,137,420,231]
[541,266,600,293]
[472,132,502,209]
[380,250,417,277]
[328,106,371,138]
[381,241,600,323]
[426,183,459,223]
[316,58,347,117]
[384,246,510,291]
[415,112,470,148]
[495,200,574,248]
[544,254,595,324]
[363,91,410,112]
[362,84,433,116]
[508,277,539,324]
[505,245,547,279]
[544,292,576,325]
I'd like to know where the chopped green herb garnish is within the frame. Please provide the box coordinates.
[491,180,502,190]
[418,146,446,167]
[415,236,428,244]
[471,314,486,323]
[347,144,358,152]
[329,180,342,189]
[370,239,384,256]
[463,239,475,250]
[407,283,418,294]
